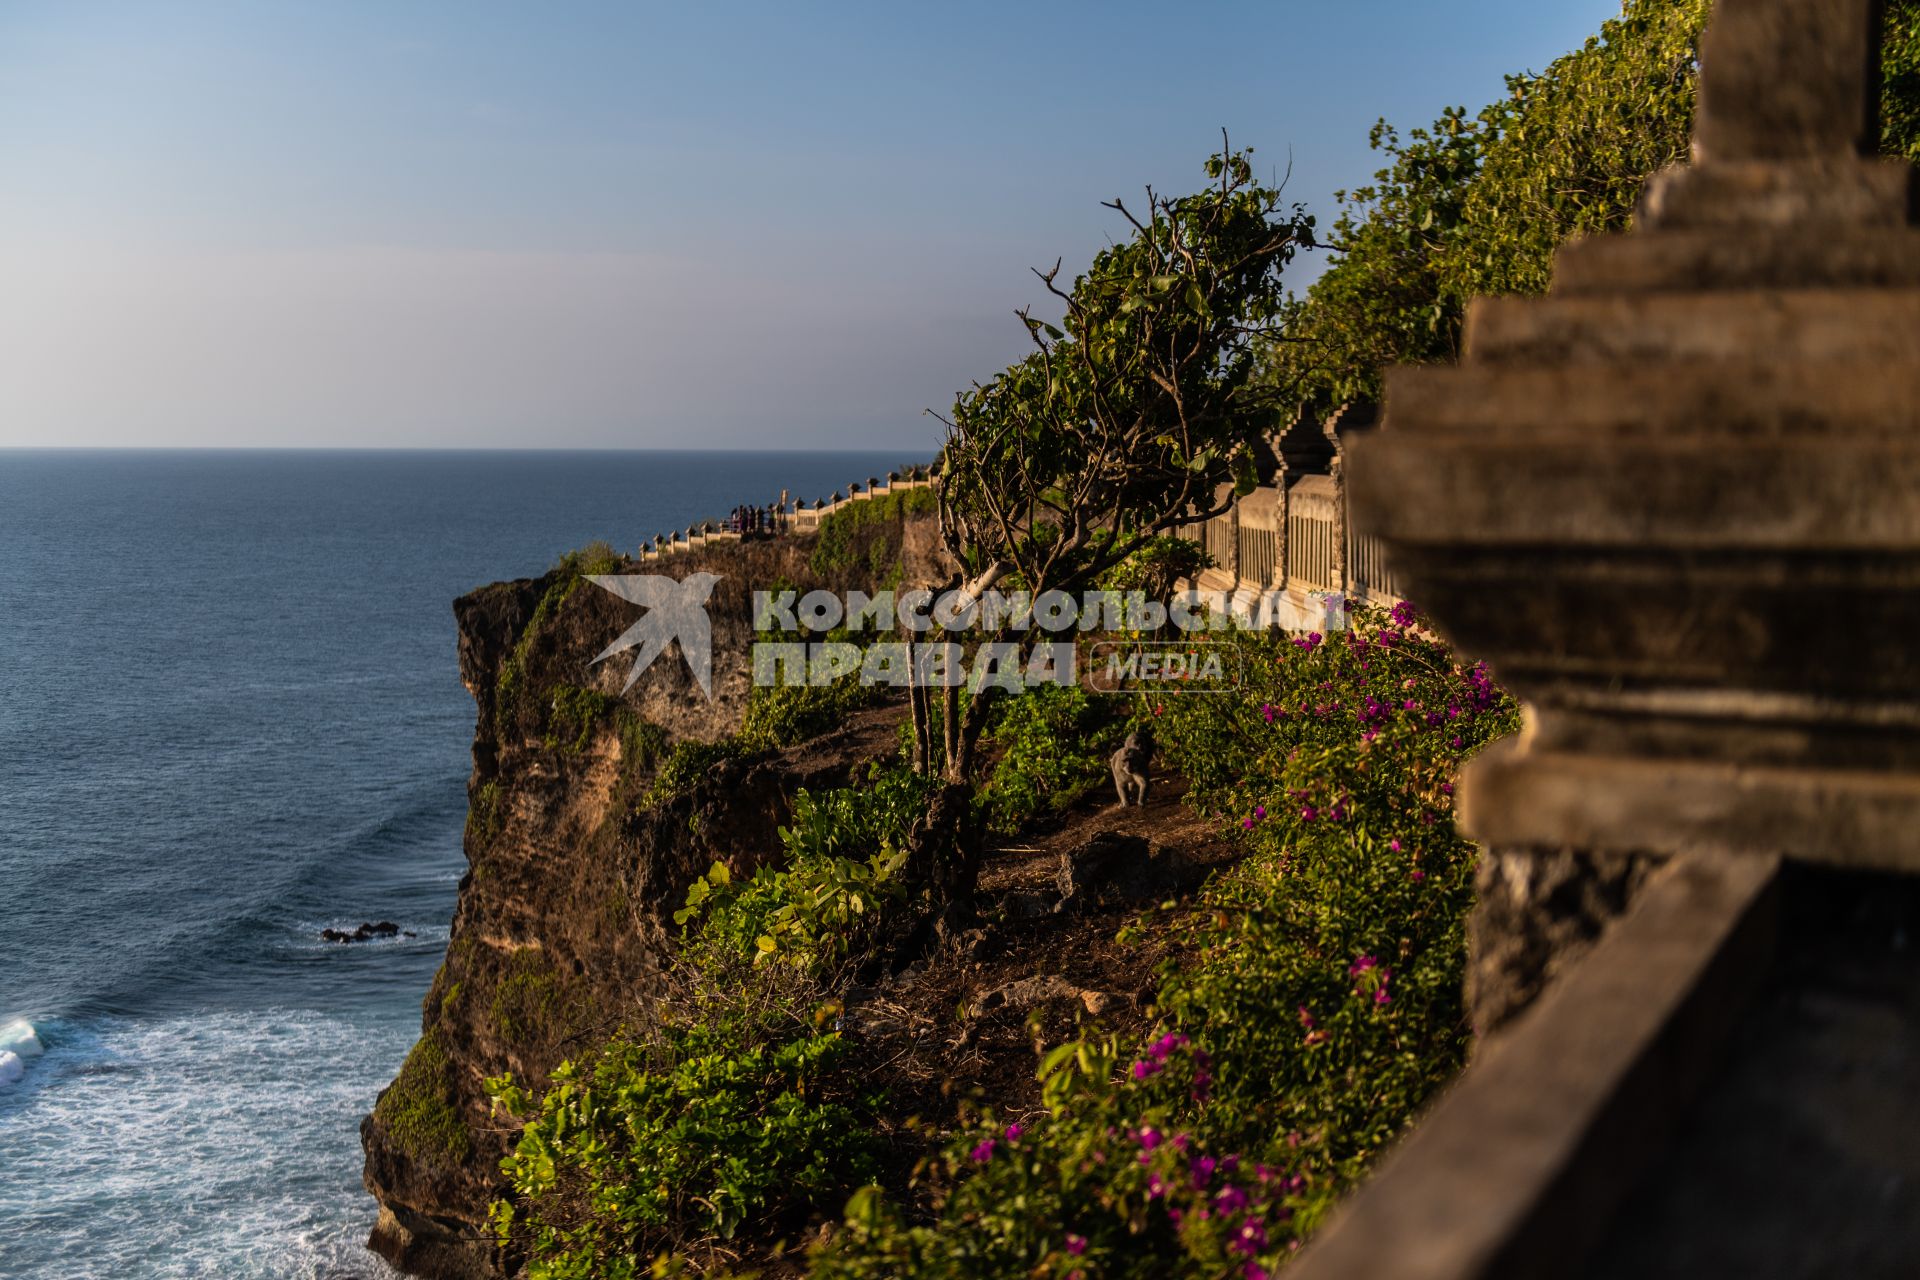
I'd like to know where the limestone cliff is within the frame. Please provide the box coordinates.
[361,514,948,1278]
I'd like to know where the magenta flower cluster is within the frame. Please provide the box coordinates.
[1131,1125,1306,1278]
[1349,954,1393,1006]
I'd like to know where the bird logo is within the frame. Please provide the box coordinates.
[588,573,724,699]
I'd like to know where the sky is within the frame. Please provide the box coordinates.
[0,1,1624,451]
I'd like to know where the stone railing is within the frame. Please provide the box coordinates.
[632,464,935,562]
[626,416,1406,628]
[1168,401,1401,625]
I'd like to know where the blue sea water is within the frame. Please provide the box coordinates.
[0,449,913,1279]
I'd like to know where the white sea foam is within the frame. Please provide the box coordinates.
[0,1018,45,1058]
[0,1009,410,1279]
[0,1051,22,1086]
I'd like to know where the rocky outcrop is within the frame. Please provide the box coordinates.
[361,519,949,1278]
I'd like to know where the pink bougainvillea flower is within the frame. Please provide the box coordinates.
[1065,1233,1088,1256]
[1388,838,1402,852]
[970,1139,996,1163]
[1005,1123,1023,1142]
[1137,1126,1162,1150]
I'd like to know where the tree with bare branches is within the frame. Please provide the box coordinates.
[903,141,1312,903]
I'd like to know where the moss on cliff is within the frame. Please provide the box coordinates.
[495,541,621,736]
[466,780,503,844]
[490,948,564,1042]
[375,1030,472,1166]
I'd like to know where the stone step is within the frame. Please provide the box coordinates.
[1465,289,1920,368]
[1384,360,1920,438]
[1552,227,1920,296]
[1348,428,1920,549]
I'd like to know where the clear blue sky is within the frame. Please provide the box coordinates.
[0,1,1622,451]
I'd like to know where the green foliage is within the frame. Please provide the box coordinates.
[940,146,1308,595]
[677,762,937,971]
[739,675,885,753]
[496,542,623,737]
[815,606,1521,1277]
[375,1030,471,1166]
[643,737,752,808]
[1273,0,1920,411]
[487,764,930,1274]
[980,685,1126,833]
[1888,1,1920,160]
[1273,0,1710,407]
[1095,535,1213,604]
[809,487,937,581]
[546,684,618,754]
[489,1030,881,1274]
[493,948,565,1042]
[467,780,505,844]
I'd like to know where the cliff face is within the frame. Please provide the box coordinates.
[362,520,948,1278]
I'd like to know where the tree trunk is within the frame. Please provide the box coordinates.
[908,644,930,775]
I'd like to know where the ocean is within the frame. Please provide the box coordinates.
[0,448,914,1279]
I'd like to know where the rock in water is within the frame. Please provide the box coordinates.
[0,1018,43,1058]
[320,921,408,943]
[0,1051,22,1087]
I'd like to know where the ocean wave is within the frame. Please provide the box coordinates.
[0,1008,409,1280]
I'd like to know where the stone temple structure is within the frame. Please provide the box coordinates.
[1294,1,1920,1276]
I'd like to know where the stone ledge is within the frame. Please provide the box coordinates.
[1461,740,1920,874]
[1288,851,1781,1280]
[1383,360,1920,438]
[1552,227,1920,295]
[1464,289,1920,367]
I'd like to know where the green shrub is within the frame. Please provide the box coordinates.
[980,685,1127,833]
[1097,536,1214,603]
[677,762,937,972]
[643,738,752,808]
[739,676,884,752]
[488,1029,881,1272]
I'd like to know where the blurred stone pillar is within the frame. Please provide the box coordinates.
[1348,0,1920,1032]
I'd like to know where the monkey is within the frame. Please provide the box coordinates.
[1110,725,1155,807]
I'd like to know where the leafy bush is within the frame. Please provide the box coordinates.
[1097,536,1214,604]
[677,763,938,971]
[739,676,885,753]
[643,738,752,808]
[980,685,1127,833]
[489,1029,880,1274]
[814,604,1519,1277]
